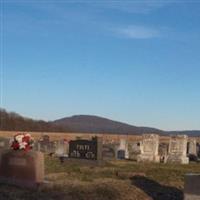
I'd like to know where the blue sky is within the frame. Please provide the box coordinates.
[1,0,200,130]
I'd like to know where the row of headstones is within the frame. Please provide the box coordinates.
[0,135,200,199]
[1,134,199,165]
[0,136,103,189]
[0,150,199,199]
[0,136,69,156]
[115,134,200,164]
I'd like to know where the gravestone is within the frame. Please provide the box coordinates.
[137,134,160,162]
[197,143,200,158]
[117,139,129,159]
[102,144,116,160]
[42,135,50,143]
[68,137,102,164]
[0,150,44,188]
[187,139,197,156]
[128,142,141,161]
[117,150,125,159]
[55,139,69,156]
[0,138,11,164]
[0,137,10,150]
[38,135,56,153]
[184,174,200,200]
[166,135,189,164]
[158,143,169,163]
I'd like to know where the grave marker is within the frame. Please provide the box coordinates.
[188,138,197,156]
[128,142,141,161]
[184,174,200,200]
[0,150,44,188]
[137,134,160,162]
[102,144,116,160]
[68,137,102,164]
[116,139,129,159]
[167,135,189,164]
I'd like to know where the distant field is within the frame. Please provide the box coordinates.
[0,131,173,143]
[0,157,200,200]
[1,131,200,144]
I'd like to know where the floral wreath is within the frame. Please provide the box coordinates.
[11,133,34,152]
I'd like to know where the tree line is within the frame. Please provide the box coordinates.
[0,108,70,132]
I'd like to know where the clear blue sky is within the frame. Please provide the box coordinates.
[1,1,200,130]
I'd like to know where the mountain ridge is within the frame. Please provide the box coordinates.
[53,114,164,135]
[53,115,200,136]
[1,108,200,136]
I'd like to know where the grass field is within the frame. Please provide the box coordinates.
[0,131,172,143]
[0,156,200,200]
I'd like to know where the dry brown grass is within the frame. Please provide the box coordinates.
[1,156,200,200]
[0,130,172,142]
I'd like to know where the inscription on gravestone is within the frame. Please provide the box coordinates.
[143,139,154,153]
[9,157,27,166]
[102,145,116,160]
[137,134,160,162]
[0,141,5,148]
[0,150,44,188]
[167,135,189,164]
[69,138,98,160]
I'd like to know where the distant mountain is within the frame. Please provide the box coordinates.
[166,130,200,137]
[1,108,200,136]
[53,115,200,136]
[53,115,164,135]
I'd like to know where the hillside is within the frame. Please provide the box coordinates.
[53,115,164,135]
[1,108,200,136]
[0,108,69,132]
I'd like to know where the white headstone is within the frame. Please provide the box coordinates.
[137,134,160,162]
[188,139,197,156]
[167,135,189,164]
[117,139,129,159]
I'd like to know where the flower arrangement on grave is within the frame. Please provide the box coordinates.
[11,133,34,152]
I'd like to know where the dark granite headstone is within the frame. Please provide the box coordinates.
[69,137,98,160]
[117,150,125,159]
[69,137,102,163]
[184,174,200,200]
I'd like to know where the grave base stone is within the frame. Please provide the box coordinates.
[184,174,200,200]
[137,154,160,162]
[0,150,44,188]
[167,155,189,164]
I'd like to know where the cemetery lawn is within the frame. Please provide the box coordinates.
[1,156,200,200]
